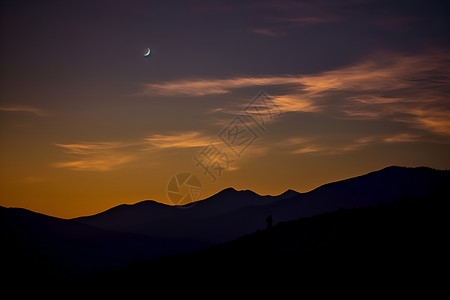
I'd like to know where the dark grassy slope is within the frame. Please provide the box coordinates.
[97,189,446,287]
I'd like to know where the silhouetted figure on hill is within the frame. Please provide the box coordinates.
[266,215,273,230]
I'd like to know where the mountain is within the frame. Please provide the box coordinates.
[98,191,445,289]
[75,166,449,244]
[2,166,448,279]
[0,206,207,278]
[73,186,291,234]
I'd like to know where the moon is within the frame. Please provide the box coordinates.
[144,48,151,57]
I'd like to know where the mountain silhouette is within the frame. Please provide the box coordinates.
[101,191,445,290]
[1,166,448,280]
[73,186,288,237]
[75,166,448,244]
[0,206,207,278]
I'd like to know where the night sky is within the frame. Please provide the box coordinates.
[1,0,449,218]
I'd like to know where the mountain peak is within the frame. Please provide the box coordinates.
[219,187,238,193]
[380,165,435,172]
[274,189,300,200]
[213,187,262,196]
[7,165,448,276]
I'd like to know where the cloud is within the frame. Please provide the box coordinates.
[53,142,138,171]
[271,16,337,25]
[297,53,449,97]
[288,136,376,155]
[333,137,378,153]
[406,109,450,136]
[296,51,450,135]
[0,105,48,116]
[246,0,340,36]
[54,155,135,171]
[63,51,449,171]
[248,28,285,37]
[141,76,302,96]
[145,131,212,149]
[383,133,421,143]
[54,142,128,154]
[143,50,450,136]
[287,132,434,156]
[54,131,215,171]
[291,145,323,154]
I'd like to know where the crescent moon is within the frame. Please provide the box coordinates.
[144,48,151,57]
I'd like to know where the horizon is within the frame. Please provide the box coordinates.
[1,0,450,219]
[2,165,445,219]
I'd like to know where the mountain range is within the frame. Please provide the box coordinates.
[101,191,444,290]
[1,166,448,279]
[74,165,447,243]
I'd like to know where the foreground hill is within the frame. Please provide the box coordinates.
[89,189,446,289]
[1,166,448,280]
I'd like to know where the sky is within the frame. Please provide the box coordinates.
[1,0,449,218]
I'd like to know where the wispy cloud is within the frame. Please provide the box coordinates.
[249,16,339,36]
[383,133,421,143]
[287,133,425,156]
[54,131,214,171]
[61,51,450,171]
[53,142,139,171]
[141,76,302,96]
[145,131,212,149]
[248,28,285,37]
[246,0,427,36]
[0,105,48,116]
[246,0,340,36]
[54,142,129,154]
[142,51,450,136]
[54,155,135,171]
[295,51,450,135]
[291,145,323,154]
[271,16,336,25]
[288,136,376,155]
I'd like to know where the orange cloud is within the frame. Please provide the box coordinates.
[143,51,450,135]
[54,142,128,154]
[287,133,431,156]
[53,142,138,171]
[295,52,450,135]
[383,133,421,143]
[53,131,215,171]
[53,155,135,171]
[62,51,448,172]
[406,109,450,136]
[288,136,375,155]
[291,145,323,154]
[0,105,48,116]
[141,76,302,96]
[145,131,212,148]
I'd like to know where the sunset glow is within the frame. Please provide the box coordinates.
[1,0,449,218]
